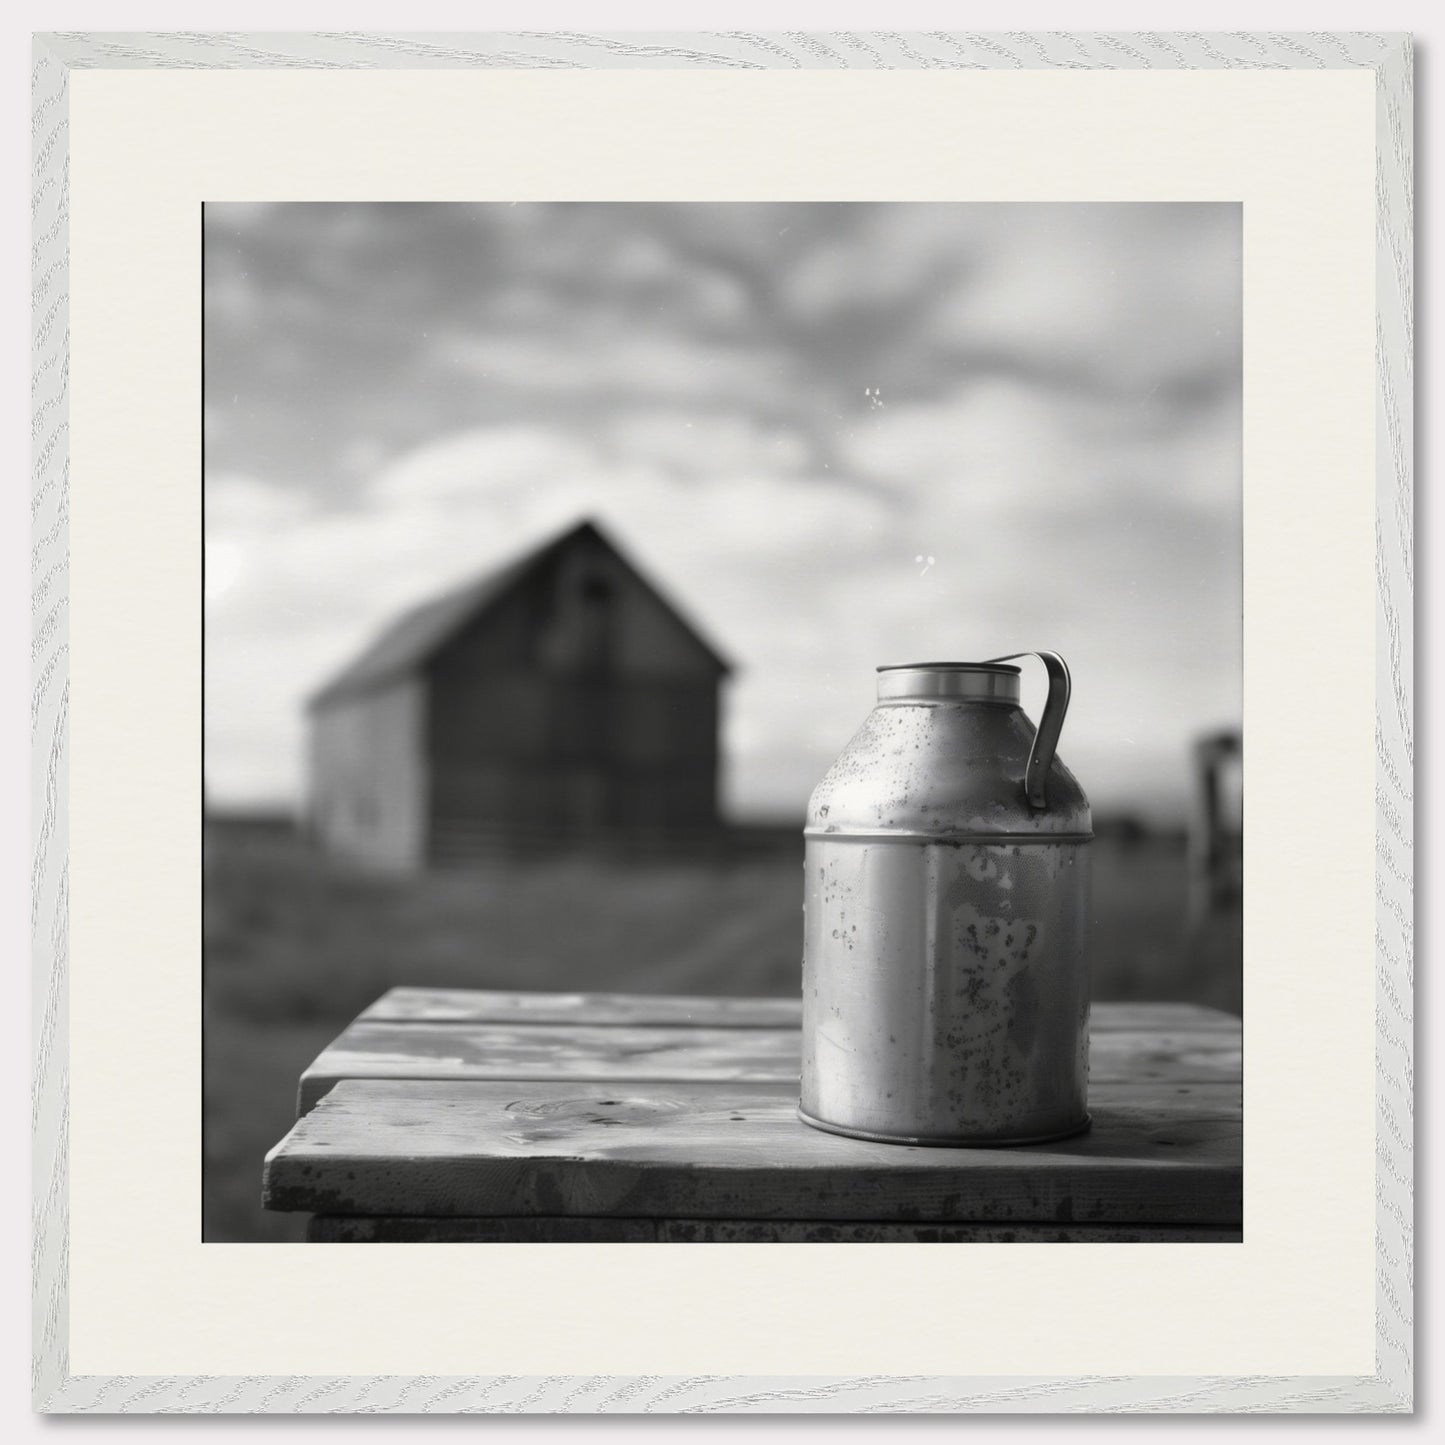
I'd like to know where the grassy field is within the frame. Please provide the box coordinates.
[204,819,1241,1242]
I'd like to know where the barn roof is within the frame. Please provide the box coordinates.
[308,518,731,709]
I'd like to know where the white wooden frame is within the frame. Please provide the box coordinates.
[30,30,1412,1413]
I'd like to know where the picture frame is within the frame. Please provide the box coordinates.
[31,30,1412,1413]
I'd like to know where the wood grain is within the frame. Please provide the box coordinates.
[297,1022,799,1111]
[359,987,807,1028]
[297,1015,1242,1113]
[360,987,1238,1032]
[266,1079,1241,1224]
[309,1215,1243,1244]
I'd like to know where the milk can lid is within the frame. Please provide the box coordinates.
[877,660,1021,673]
[876,662,1022,705]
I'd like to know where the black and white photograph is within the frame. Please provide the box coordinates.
[204,200,1244,1244]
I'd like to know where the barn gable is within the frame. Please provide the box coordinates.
[309,519,729,711]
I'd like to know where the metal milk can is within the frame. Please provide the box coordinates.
[800,652,1092,1145]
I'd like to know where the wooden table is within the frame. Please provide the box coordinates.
[263,989,1242,1242]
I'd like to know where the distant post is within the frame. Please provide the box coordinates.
[1187,730,1242,927]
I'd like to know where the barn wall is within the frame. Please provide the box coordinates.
[426,530,723,842]
[308,679,427,868]
[427,673,720,837]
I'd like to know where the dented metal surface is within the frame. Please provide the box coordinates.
[800,658,1093,1146]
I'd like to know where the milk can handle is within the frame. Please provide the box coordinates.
[985,650,1071,811]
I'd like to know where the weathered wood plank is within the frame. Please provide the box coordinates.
[308,1215,1243,1244]
[1093,1002,1239,1032]
[266,1079,1241,1225]
[297,1022,797,1112]
[297,1020,1242,1114]
[360,988,806,1028]
[360,988,1238,1034]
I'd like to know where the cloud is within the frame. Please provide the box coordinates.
[439,327,801,409]
[782,204,990,321]
[205,201,281,235]
[369,426,595,507]
[202,250,264,330]
[204,202,1243,821]
[780,203,1241,415]
[926,205,1241,400]
[599,410,814,477]
[844,374,1240,516]
[206,471,315,532]
[524,222,753,328]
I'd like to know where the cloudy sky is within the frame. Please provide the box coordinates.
[205,202,1241,824]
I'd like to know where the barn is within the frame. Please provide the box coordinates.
[306,518,731,868]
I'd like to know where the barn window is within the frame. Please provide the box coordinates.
[578,572,615,672]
